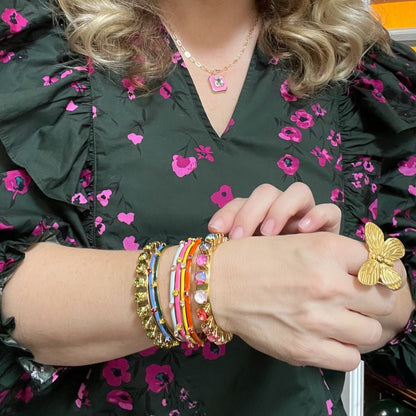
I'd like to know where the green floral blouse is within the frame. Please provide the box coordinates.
[1,1,416,415]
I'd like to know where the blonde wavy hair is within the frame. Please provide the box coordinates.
[55,0,391,96]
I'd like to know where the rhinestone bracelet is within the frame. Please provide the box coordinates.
[194,233,233,345]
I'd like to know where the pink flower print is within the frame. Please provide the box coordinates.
[169,410,180,416]
[393,209,402,227]
[359,77,386,103]
[160,82,172,99]
[15,386,33,404]
[195,145,214,162]
[95,217,106,235]
[277,154,300,175]
[117,212,135,225]
[398,156,416,176]
[122,77,145,100]
[399,82,416,100]
[127,133,143,145]
[326,399,334,415]
[32,220,52,236]
[1,9,28,34]
[330,188,344,203]
[0,390,9,404]
[290,109,314,129]
[3,169,31,199]
[202,342,226,360]
[80,169,92,188]
[123,236,139,251]
[65,236,78,246]
[180,387,189,402]
[278,126,302,143]
[181,342,199,356]
[92,106,97,119]
[356,225,365,240]
[75,383,91,408]
[369,199,378,220]
[172,51,182,64]
[106,390,133,411]
[71,193,88,205]
[223,118,235,134]
[0,258,14,273]
[327,130,341,147]
[0,49,14,63]
[371,183,377,193]
[335,154,342,171]
[409,185,416,196]
[66,101,78,112]
[71,82,86,93]
[139,346,159,356]
[311,103,327,117]
[269,56,279,65]
[172,155,197,178]
[0,222,13,231]
[311,147,333,167]
[280,80,297,102]
[97,189,112,207]
[102,358,131,387]
[145,364,174,393]
[360,156,375,173]
[43,76,59,86]
[211,184,234,208]
[61,70,73,79]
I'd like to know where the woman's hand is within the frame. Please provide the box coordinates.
[210,232,400,372]
[208,183,341,239]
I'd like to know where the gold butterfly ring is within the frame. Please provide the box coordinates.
[358,222,405,291]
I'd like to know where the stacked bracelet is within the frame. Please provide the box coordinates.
[134,242,178,349]
[195,234,233,345]
[135,234,232,348]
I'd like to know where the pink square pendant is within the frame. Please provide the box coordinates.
[208,74,228,92]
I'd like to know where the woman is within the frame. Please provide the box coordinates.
[0,0,415,414]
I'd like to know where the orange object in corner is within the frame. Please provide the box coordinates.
[371,1,416,30]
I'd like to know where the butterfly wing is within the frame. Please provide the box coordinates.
[382,237,405,261]
[364,222,384,257]
[358,259,380,286]
[380,263,402,290]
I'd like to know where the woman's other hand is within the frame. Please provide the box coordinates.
[210,232,400,372]
[208,182,341,239]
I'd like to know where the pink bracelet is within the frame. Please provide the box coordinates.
[174,238,192,343]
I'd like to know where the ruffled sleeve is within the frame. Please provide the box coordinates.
[343,41,416,388]
[0,1,94,391]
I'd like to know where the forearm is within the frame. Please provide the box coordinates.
[2,242,177,366]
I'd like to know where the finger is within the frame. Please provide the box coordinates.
[322,309,383,347]
[208,198,246,233]
[298,203,341,234]
[228,184,282,239]
[286,336,362,372]
[310,340,362,372]
[260,182,315,235]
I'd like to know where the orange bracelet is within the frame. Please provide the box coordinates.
[184,238,205,346]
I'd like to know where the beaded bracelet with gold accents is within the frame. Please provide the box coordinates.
[134,242,174,349]
[184,238,205,346]
[148,243,179,348]
[194,233,233,345]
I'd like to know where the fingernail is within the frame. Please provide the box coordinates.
[208,217,224,231]
[261,219,275,235]
[298,218,311,230]
[229,226,243,239]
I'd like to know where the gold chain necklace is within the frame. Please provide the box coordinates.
[168,16,259,93]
